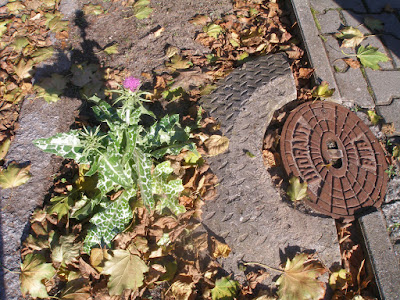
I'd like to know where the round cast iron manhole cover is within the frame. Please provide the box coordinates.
[280,101,388,219]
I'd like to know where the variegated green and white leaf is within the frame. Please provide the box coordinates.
[83,188,136,253]
[96,172,116,196]
[151,142,197,159]
[91,100,120,124]
[132,148,154,211]
[153,161,185,215]
[34,131,86,162]
[98,153,133,188]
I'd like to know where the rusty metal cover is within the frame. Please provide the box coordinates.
[280,101,388,219]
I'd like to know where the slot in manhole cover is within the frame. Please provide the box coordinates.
[280,101,388,219]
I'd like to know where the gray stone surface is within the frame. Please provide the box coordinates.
[0,97,81,300]
[59,0,80,19]
[359,211,400,300]
[291,0,341,103]
[363,0,400,13]
[382,35,400,68]
[200,54,341,282]
[0,0,8,8]
[310,0,366,13]
[323,35,374,108]
[317,9,342,33]
[382,201,400,257]
[377,99,400,135]
[365,70,400,105]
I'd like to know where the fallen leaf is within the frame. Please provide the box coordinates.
[31,47,55,64]
[102,249,149,295]
[166,55,193,70]
[0,138,11,161]
[329,268,351,291]
[356,45,389,70]
[90,248,111,272]
[212,238,231,258]
[82,4,105,15]
[51,235,81,266]
[204,135,229,156]
[381,123,395,135]
[276,253,326,300]
[165,45,180,58]
[298,68,314,79]
[287,176,308,202]
[0,162,31,189]
[169,280,195,300]
[103,44,119,55]
[367,110,382,125]
[189,14,211,26]
[59,278,91,300]
[203,23,224,39]
[343,58,361,69]
[311,81,335,99]
[20,253,56,298]
[133,0,153,20]
[14,59,34,80]
[212,276,240,300]
[364,16,384,31]
[335,26,365,48]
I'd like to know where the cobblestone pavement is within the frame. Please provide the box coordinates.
[291,0,400,298]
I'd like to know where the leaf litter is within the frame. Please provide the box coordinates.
[0,0,381,298]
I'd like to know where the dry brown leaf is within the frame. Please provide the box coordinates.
[169,280,195,300]
[212,237,231,258]
[298,68,314,79]
[204,135,229,156]
[90,248,111,272]
[189,14,211,26]
[343,58,361,69]
[79,257,100,280]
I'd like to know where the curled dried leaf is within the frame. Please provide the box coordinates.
[204,135,229,156]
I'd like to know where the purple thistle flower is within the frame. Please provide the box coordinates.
[123,76,141,92]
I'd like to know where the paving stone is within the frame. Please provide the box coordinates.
[309,0,366,13]
[385,177,400,203]
[376,98,400,136]
[323,36,374,108]
[0,97,81,300]
[340,11,370,33]
[365,69,400,105]
[364,0,400,13]
[382,35,400,68]
[316,9,342,33]
[372,13,400,39]
[0,0,8,7]
[201,54,341,283]
[382,201,400,256]
[359,211,400,300]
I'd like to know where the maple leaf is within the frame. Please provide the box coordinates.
[356,45,389,70]
[51,235,82,266]
[35,73,68,103]
[335,26,365,48]
[287,176,308,202]
[212,276,240,300]
[20,253,56,298]
[311,81,335,99]
[14,59,34,80]
[102,249,149,295]
[82,4,105,15]
[212,238,231,258]
[47,193,74,221]
[31,47,55,64]
[0,162,31,189]
[276,253,326,300]
[367,110,382,125]
[204,135,229,156]
[170,280,195,299]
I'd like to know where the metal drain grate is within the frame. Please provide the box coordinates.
[280,101,388,219]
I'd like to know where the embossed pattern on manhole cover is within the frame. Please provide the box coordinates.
[280,101,388,219]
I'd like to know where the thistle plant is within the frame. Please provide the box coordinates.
[34,77,196,252]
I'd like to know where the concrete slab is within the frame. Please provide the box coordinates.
[363,0,400,13]
[316,9,342,33]
[359,211,400,300]
[382,35,400,68]
[309,0,366,13]
[365,69,400,105]
[201,54,341,282]
[0,97,81,299]
[382,201,400,258]
[377,99,400,135]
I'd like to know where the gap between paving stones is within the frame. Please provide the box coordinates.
[291,0,400,298]
[200,53,341,283]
